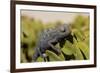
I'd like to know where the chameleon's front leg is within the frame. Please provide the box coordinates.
[48,39,61,56]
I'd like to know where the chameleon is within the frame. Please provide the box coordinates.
[32,24,74,62]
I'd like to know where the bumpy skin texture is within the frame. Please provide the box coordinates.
[33,24,74,62]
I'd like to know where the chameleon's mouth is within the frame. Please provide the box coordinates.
[66,33,74,44]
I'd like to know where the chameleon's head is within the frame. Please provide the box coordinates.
[57,24,74,44]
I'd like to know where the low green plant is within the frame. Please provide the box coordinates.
[21,15,89,63]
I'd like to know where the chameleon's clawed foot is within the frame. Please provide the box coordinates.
[56,48,61,55]
[42,53,50,62]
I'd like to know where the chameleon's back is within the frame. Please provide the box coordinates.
[37,24,71,43]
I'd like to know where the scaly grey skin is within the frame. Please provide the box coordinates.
[32,24,74,62]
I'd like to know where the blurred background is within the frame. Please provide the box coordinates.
[20,10,89,63]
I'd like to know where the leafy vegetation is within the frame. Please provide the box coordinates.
[21,15,89,63]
